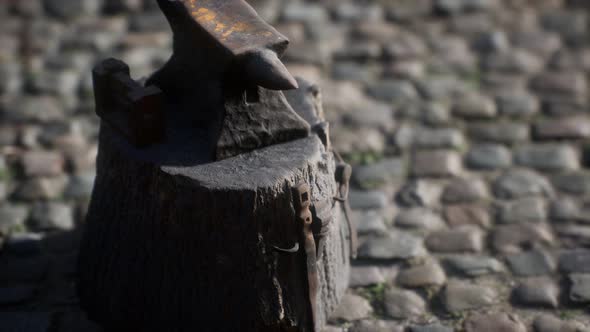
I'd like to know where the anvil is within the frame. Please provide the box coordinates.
[148,0,310,160]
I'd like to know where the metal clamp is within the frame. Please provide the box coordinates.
[333,154,357,259]
[292,183,318,332]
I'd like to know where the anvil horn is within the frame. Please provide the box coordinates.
[154,0,297,91]
[243,49,299,90]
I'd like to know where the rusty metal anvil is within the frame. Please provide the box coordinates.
[93,0,310,159]
[150,0,299,92]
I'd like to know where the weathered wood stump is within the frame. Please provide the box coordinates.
[77,80,352,331]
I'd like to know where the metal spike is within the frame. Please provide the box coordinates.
[243,49,298,91]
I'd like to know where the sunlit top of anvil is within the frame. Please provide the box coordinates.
[157,0,298,90]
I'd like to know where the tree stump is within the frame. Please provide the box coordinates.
[77,80,352,331]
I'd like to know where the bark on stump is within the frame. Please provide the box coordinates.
[77,87,351,331]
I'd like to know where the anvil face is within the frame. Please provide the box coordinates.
[175,0,289,56]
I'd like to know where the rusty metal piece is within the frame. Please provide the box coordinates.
[311,198,333,261]
[155,0,297,91]
[272,242,299,254]
[334,161,357,259]
[92,58,165,147]
[292,183,318,332]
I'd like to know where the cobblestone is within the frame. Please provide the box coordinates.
[2,0,590,329]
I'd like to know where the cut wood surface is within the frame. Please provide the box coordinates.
[77,83,351,332]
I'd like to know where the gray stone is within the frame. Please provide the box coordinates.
[482,49,544,74]
[358,231,426,260]
[506,250,555,277]
[552,172,590,195]
[0,61,22,95]
[0,182,6,202]
[0,125,18,147]
[422,102,451,126]
[533,314,589,332]
[33,69,81,97]
[512,31,562,58]
[541,11,588,46]
[465,144,512,170]
[514,145,579,172]
[411,150,462,177]
[30,202,74,231]
[513,278,559,308]
[334,41,382,61]
[531,71,587,102]
[535,117,590,139]
[383,33,428,60]
[282,3,329,24]
[21,150,65,177]
[349,266,386,287]
[444,255,504,277]
[349,190,389,210]
[441,178,488,204]
[0,285,37,305]
[349,320,404,332]
[396,180,444,208]
[331,128,386,156]
[396,126,465,150]
[493,169,554,199]
[569,274,590,303]
[3,95,66,123]
[452,93,497,119]
[426,227,484,253]
[464,313,526,332]
[5,233,43,256]
[444,204,491,228]
[366,80,419,103]
[0,204,29,234]
[103,0,142,12]
[493,223,555,253]
[15,175,69,201]
[559,250,590,273]
[383,288,426,319]
[384,60,426,80]
[499,197,547,224]
[332,62,374,82]
[409,325,454,332]
[351,210,387,235]
[341,100,394,131]
[395,208,446,230]
[330,293,373,322]
[352,158,405,189]
[434,0,463,14]
[44,0,103,19]
[65,172,96,199]
[397,261,447,288]
[555,225,590,245]
[496,92,539,117]
[468,122,529,144]
[549,198,581,222]
[442,281,497,312]
[129,12,170,32]
[0,312,51,332]
[473,31,509,53]
[417,76,468,101]
[333,3,383,22]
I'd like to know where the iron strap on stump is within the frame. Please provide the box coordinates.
[76,1,354,331]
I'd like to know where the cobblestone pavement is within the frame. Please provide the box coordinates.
[1,0,590,331]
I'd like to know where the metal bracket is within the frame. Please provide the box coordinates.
[334,157,358,259]
[292,183,318,332]
[92,58,165,147]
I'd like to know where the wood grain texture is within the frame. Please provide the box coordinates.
[77,80,350,332]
